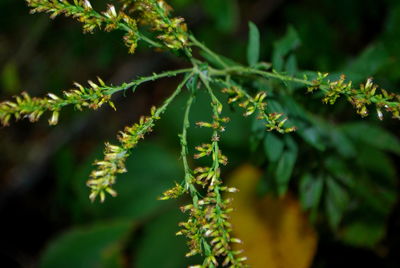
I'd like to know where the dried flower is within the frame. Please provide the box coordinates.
[0,77,115,126]
[221,85,296,133]
[308,73,400,120]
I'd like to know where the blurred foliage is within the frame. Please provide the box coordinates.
[0,0,399,267]
[227,165,317,268]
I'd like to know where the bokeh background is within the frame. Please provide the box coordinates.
[1,0,400,267]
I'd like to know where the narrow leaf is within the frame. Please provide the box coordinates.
[247,21,260,66]
[272,26,300,71]
[325,177,349,229]
[341,122,400,155]
[275,148,297,195]
[39,221,133,268]
[264,133,284,162]
[300,173,324,211]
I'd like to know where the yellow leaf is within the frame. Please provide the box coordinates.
[226,164,317,268]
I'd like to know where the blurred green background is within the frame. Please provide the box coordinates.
[0,0,399,267]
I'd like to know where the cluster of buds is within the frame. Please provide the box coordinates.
[87,143,126,202]
[132,0,189,50]
[349,78,400,119]
[0,91,60,126]
[192,110,229,190]
[87,106,161,202]
[222,87,296,133]
[307,72,329,93]
[26,0,140,53]
[196,116,230,133]
[0,77,115,126]
[308,73,400,120]
[222,87,244,104]
[121,13,140,53]
[178,189,246,267]
[193,166,220,188]
[258,112,296,133]
[27,0,105,33]
[177,201,208,259]
[101,5,139,53]
[193,143,213,159]
[185,103,246,267]
[160,96,246,266]
[240,91,267,117]
[193,157,228,189]
[347,78,374,117]
[323,74,353,105]
[374,89,400,120]
[158,182,187,200]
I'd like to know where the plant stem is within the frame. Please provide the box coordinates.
[152,73,193,118]
[107,68,193,95]
[209,66,315,87]
[190,35,228,69]
[138,32,163,48]
[180,92,197,195]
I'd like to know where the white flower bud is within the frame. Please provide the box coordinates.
[83,0,92,10]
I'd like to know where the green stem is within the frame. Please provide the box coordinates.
[180,92,197,195]
[198,74,243,266]
[209,66,315,87]
[138,32,163,48]
[152,73,193,118]
[149,0,192,57]
[190,35,228,69]
[0,68,193,125]
[198,69,222,110]
[119,23,163,48]
[46,68,193,108]
[107,67,193,95]
[122,73,193,140]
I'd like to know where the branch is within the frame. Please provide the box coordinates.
[0,68,192,126]
[87,73,193,202]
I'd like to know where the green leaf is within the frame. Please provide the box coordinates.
[285,54,298,76]
[297,127,326,151]
[134,208,199,268]
[343,43,389,82]
[249,117,266,152]
[357,146,396,183]
[264,133,284,162]
[275,137,298,195]
[266,99,285,114]
[284,54,301,91]
[276,151,297,195]
[324,153,395,216]
[202,0,239,33]
[329,128,357,158]
[299,173,324,211]
[284,135,298,153]
[39,221,133,268]
[247,21,260,66]
[340,122,400,155]
[98,143,183,220]
[272,26,301,71]
[199,50,240,69]
[341,221,385,248]
[325,177,349,229]
[1,61,20,94]
[350,176,395,216]
[186,74,199,94]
